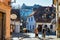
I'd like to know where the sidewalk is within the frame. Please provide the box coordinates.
[11,37,60,40]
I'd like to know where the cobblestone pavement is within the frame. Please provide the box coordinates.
[11,37,60,40]
[11,37,42,40]
[11,33,60,40]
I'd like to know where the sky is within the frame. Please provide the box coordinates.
[11,0,53,7]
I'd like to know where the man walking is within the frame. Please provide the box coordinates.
[34,28,38,38]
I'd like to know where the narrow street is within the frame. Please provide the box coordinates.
[11,33,57,40]
[1,0,60,40]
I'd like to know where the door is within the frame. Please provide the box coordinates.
[15,25,20,33]
[0,12,6,40]
[38,25,42,32]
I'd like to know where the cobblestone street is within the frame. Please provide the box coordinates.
[12,38,40,40]
[11,33,60,40]
[11,37,60,40]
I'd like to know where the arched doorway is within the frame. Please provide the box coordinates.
[0,12,6,40]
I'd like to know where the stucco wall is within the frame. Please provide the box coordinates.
[26,16,36,32]
[36,23,56,32]
[0,2,11,40]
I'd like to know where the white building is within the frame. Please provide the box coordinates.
[26,12,36,32]
[37,23,56,32]
[15,21,20,33]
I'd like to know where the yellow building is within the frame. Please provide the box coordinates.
[0,0,11,40]
[53,0,60,38]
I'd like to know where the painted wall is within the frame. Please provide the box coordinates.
[26,16,36,32]
[20,8,33,20]
[36,23,56,32]
[0,2,11,40]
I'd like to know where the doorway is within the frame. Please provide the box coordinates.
[0,12,6,40]
[38,25,42,32]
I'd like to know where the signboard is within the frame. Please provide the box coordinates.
[11,14,17,19]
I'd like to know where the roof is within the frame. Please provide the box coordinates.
[27,11,36,18]
[33,6,56,23]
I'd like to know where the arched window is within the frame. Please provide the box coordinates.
[50,25,53,29]
[29,18,30,22]
[31,17,33,21]
[30,25,31,30]
[44,25,47,28]
[33,25,34,29]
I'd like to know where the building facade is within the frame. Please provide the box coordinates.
[33,6,56,33]
[26,14,36,32]
[36,23,56,32]
[53,0,60,38]
[20,4,40,28]
[11,9,20,33]
[0,0,11,40]
[20,4,33,20]
[20,4,40,20]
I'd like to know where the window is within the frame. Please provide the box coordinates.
[50,25,53,29]
[44,25,47,28]
[52,7,56,13]
[42,14,47,19]
[44,8,49,13]
[29,18,30,21]
[30,25,31,30]
[31,17,33,21]
[33,25,34,29]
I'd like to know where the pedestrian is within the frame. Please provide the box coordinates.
[10,25,13,35]
[34,28,38,38]
[47,28,50,35]
[10,25,15,34]
[42,28,46,40]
